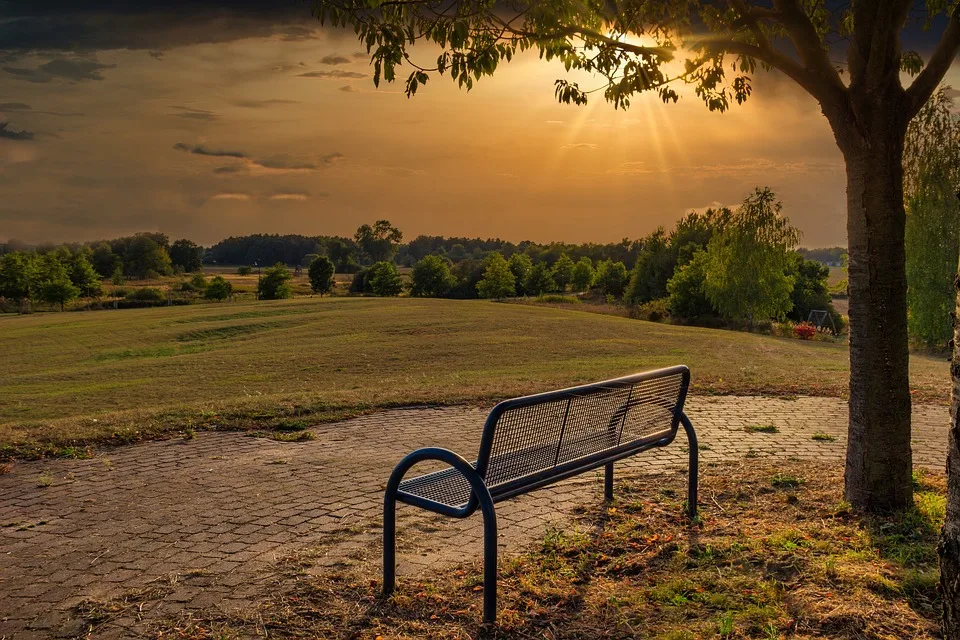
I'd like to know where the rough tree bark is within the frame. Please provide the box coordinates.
[940,258,960,638]
[831,81,914,511]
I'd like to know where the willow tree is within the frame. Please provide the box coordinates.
[313,0,960,511]
[945,257,960,639]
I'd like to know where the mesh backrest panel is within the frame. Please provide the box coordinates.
[483,372,685,489]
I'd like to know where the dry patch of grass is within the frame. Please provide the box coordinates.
[149,460,944,639]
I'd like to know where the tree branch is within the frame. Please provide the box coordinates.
[772,0,846,93]
[905,4,960,120]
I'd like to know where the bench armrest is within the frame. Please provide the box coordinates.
[384,447,491,518]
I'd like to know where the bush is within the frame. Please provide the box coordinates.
[204,276,233,301]
[237,266,253,276]
[793,322,817,340]
[367,261,404,296]
[631,298,670,322]
[536,294,580,304]
[308,256,336,295]
[258,263,293,300]
[667,251,716,319]
[126,287,165,302]
[111,288,128,298]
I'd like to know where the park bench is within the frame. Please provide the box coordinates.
[382,365,698,624]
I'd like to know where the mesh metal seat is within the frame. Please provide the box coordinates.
[383,365,699,625]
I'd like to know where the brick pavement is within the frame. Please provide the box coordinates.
[0,396,950,638]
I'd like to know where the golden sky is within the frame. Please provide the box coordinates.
[1,14,957,248]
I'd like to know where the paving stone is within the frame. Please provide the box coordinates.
[0,397,949,638]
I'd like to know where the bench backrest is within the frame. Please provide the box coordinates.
[475,365,690,499]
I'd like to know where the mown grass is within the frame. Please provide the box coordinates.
[136,460,944,639]
[0,297,949,458]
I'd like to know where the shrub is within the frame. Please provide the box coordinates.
[237,266,252,276]
[308,256,336,295]
[190,272,207,290]
[258,263,293,300]
[536,294,580,304]
[793,322,817,340]
[631,298,670,322]
[111,288,128,298]
[126,287,166,302]
[367,261,404,296]
[667,251,716,319]
[204,276,233,301]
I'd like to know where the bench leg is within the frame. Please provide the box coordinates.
[383,488,398,595]
[604,462,614,502]
[480,495,498,624]
[680,413,699,519]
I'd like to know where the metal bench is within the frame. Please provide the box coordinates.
[382,365,698,624]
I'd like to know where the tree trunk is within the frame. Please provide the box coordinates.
[940,262,960,638]
[842,137,914,511]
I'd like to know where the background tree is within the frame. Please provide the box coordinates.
[625,228,672,305]
[35,254,78,311]
[551,253,575,292]
[477,253,516,299]
[68,249,103,299]
[125,234,172,279]
[702,188,799,325]
[309,256,337,296]
[904,87,960,350]
[594,260,629,299]
[411,255,456,297]
[258,263,293,300]
[524,262,556,296]
[0,252,37,306]
[326,237,361,273]
[787,254,841,331]
[667,250,716,319]
[507,253,532,296]
[367,261,404,296]
[313,0,960,514]
[169,239,203,273]
[237,266,253,276]
[91,242,122,278]
[571,256,595,292]
[355,220,403,264]
[204,276,233,301]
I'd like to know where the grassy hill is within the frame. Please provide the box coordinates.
[0,297,949,457]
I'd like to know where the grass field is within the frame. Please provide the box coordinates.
[0,297,949,458]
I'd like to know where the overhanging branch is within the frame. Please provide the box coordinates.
[905,5,960,120]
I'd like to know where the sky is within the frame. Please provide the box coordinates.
[0,2,958,248]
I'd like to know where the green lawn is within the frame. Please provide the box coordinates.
[0,297,949,457]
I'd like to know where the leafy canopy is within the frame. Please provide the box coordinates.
[313,0,960,123]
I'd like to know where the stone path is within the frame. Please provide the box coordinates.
[0,397,950,639]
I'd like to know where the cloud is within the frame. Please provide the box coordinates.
[176,141,344,174]
[232,99,300,108]
[0,121,35,141]
[561,142,598,150]
[320,54,351,65]
[0,102,84,116]
[173,142,247,159]
[0,4,318,54]
[339,85,356,93]
[149,51,164,60]
[269,192,310,202]
[171,106,219,121]
[3,66,50,83]
[41,58,114,80]
[208,192,252,202]
[4,56,115,82]
[298,70,367,79]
